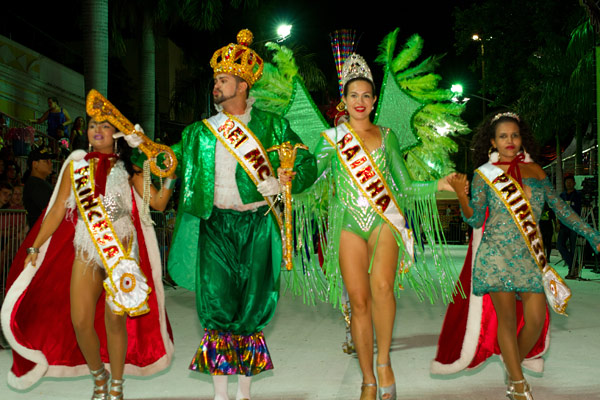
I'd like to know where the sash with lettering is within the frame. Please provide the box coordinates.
[477,162,571,315]
[324,123,414,264]
[71,158,151,316]
[204,112,283,227]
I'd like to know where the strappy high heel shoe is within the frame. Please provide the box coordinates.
[506,378,533,400]
[360,382,377,400]
[90,366,109,400]
[109,378,125,400]
[376,362,396,400]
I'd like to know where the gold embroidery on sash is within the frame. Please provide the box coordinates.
[324,124,413,262]
[204,113,282,228]
[71,158,151,316]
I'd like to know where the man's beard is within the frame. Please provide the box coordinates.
[213,86,237,105]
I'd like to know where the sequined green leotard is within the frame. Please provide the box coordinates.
[309,123,456,306]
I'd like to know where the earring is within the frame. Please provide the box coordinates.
[114,140,118,154]
[336,101,346,112]
[521,146,532,162]
[88,143,92,152]
[488,146,499,162]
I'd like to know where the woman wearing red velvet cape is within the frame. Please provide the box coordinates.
[431,111,600,400]
[1,118,175,399]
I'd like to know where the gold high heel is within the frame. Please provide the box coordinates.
[90,366,109,400]
[108,378,124,400]
[506,378,533,400]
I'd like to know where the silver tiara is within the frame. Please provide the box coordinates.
[491,112,520,123]
[341,53,374,88]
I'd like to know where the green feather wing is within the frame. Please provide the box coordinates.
[374,28,470,180]
[283,77,329,151]
[251,43,329,151]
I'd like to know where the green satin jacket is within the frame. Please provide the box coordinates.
[168,107,317,291]
[171,107,317,219]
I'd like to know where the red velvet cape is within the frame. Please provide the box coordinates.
[431,223,550,374]
[1,153,174,389]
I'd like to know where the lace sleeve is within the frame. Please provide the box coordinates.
[543,178,600,250]
[463,172,488,229]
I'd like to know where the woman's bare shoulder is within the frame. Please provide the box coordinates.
[523,162,546,180]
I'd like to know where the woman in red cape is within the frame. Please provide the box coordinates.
[1,119,174,399]
[430,110,600,400]
[431,223,550,375]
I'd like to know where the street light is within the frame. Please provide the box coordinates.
[276,24,292,42]
[450,83,469,103]
[472,33,485,119]
[255,24,293,44]
[451,82,509,109]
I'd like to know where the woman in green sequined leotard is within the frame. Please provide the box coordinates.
[313,73,456,400]
[449,112,600,400]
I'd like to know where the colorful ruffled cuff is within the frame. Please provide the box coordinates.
[189,329,273,376]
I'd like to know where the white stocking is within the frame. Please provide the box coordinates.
[236,375,252,400]
[212,375,229,400]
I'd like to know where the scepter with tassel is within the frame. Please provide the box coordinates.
[267,141,308,270]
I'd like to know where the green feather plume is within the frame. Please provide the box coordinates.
[250,42,329,150]
[250,42,298,115]
[375,29,470,180]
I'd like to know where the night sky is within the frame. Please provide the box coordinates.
[4,0,479,94]
[172,0,480,98]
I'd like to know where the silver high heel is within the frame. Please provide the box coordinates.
[109,378,124,400]
[506,378,533,400]
[361,382,377,399]
[90,366,109,400]
[376,362,396,400]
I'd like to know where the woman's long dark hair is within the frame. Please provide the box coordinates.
[471,110,538,168]
[115,137,138,178]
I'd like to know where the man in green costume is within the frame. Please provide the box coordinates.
[168,29,316,400]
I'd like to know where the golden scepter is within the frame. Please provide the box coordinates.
[267,141,308,270]
[86,89,177,177]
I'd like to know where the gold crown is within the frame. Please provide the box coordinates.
[210,29,264,87]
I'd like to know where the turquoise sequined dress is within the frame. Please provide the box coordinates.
[466,173,600,295]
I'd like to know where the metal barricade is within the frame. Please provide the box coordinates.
[150,210,176,286]
[440,214,467,244]
[1,209,28,301]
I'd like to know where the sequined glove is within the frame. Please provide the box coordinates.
[257,176,281,196]
[113,123,145,148]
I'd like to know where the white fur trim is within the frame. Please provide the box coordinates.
[2,262,50,389]
[133,190,175,363]
[430,228,484,374]
[0,154,79,389]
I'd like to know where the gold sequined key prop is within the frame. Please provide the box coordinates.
[86,89,177,177]
[267,142,308,270]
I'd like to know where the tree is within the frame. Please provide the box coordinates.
[453,0,591,179]
[83,0,109,97]
[107,0,262,139]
